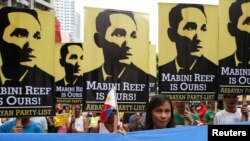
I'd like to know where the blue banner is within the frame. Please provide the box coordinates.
[0,125,206,141]
[1,122,250,141]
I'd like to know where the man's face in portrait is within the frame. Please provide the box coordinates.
[102,13,137,65]
[2,12,41,68]
[64,45,84,77]
[175,7,207,58]
[235,2,250,63]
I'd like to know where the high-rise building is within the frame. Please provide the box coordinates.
[0,0,54,11]
[54,0,79,42]
[74,12,81,42]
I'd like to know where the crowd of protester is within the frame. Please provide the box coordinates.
[0,94,249,134]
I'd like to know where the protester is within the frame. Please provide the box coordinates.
[174,102,201,127]
[0,118,44,133]
[144,95,175,130]
[63,105,71,114]
[0,118,10,126]
[122,112,134,124]
[129,112,146,131]
[30,117,48,132]
[91,112,129,134]
[67,104,89,133]
[213,94,249,124]
[88,112,100,129]
[192,101,207,123]
[53,109,68,133]
[2,117,48,132]
[203,102,215,125]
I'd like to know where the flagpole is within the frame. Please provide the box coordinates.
[113,87,120,124]
[112,87,120,133]
[100,87,120,132]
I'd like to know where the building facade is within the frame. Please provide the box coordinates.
[54,0,79,42]
[0,0,54,11]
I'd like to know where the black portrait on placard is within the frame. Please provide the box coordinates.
[0,7,54,117]
[159,4,217,75]
[84,9,153,84]
[219,0,250,68]
[56,43,84,87]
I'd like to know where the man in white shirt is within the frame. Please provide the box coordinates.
[67,104,89,133]
[214,94,249,124]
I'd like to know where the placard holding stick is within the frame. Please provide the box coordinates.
[16,117,22,127]
[184,103,189,125]
[242,95,248,121]
[71,104,76,129]
[113,111,118,133]
[214,101,218,113]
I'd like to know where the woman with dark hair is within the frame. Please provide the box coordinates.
[144,94,175,130]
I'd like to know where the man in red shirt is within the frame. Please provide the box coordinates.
[193,102,207,123]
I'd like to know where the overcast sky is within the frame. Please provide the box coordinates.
[75,0,219,50]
